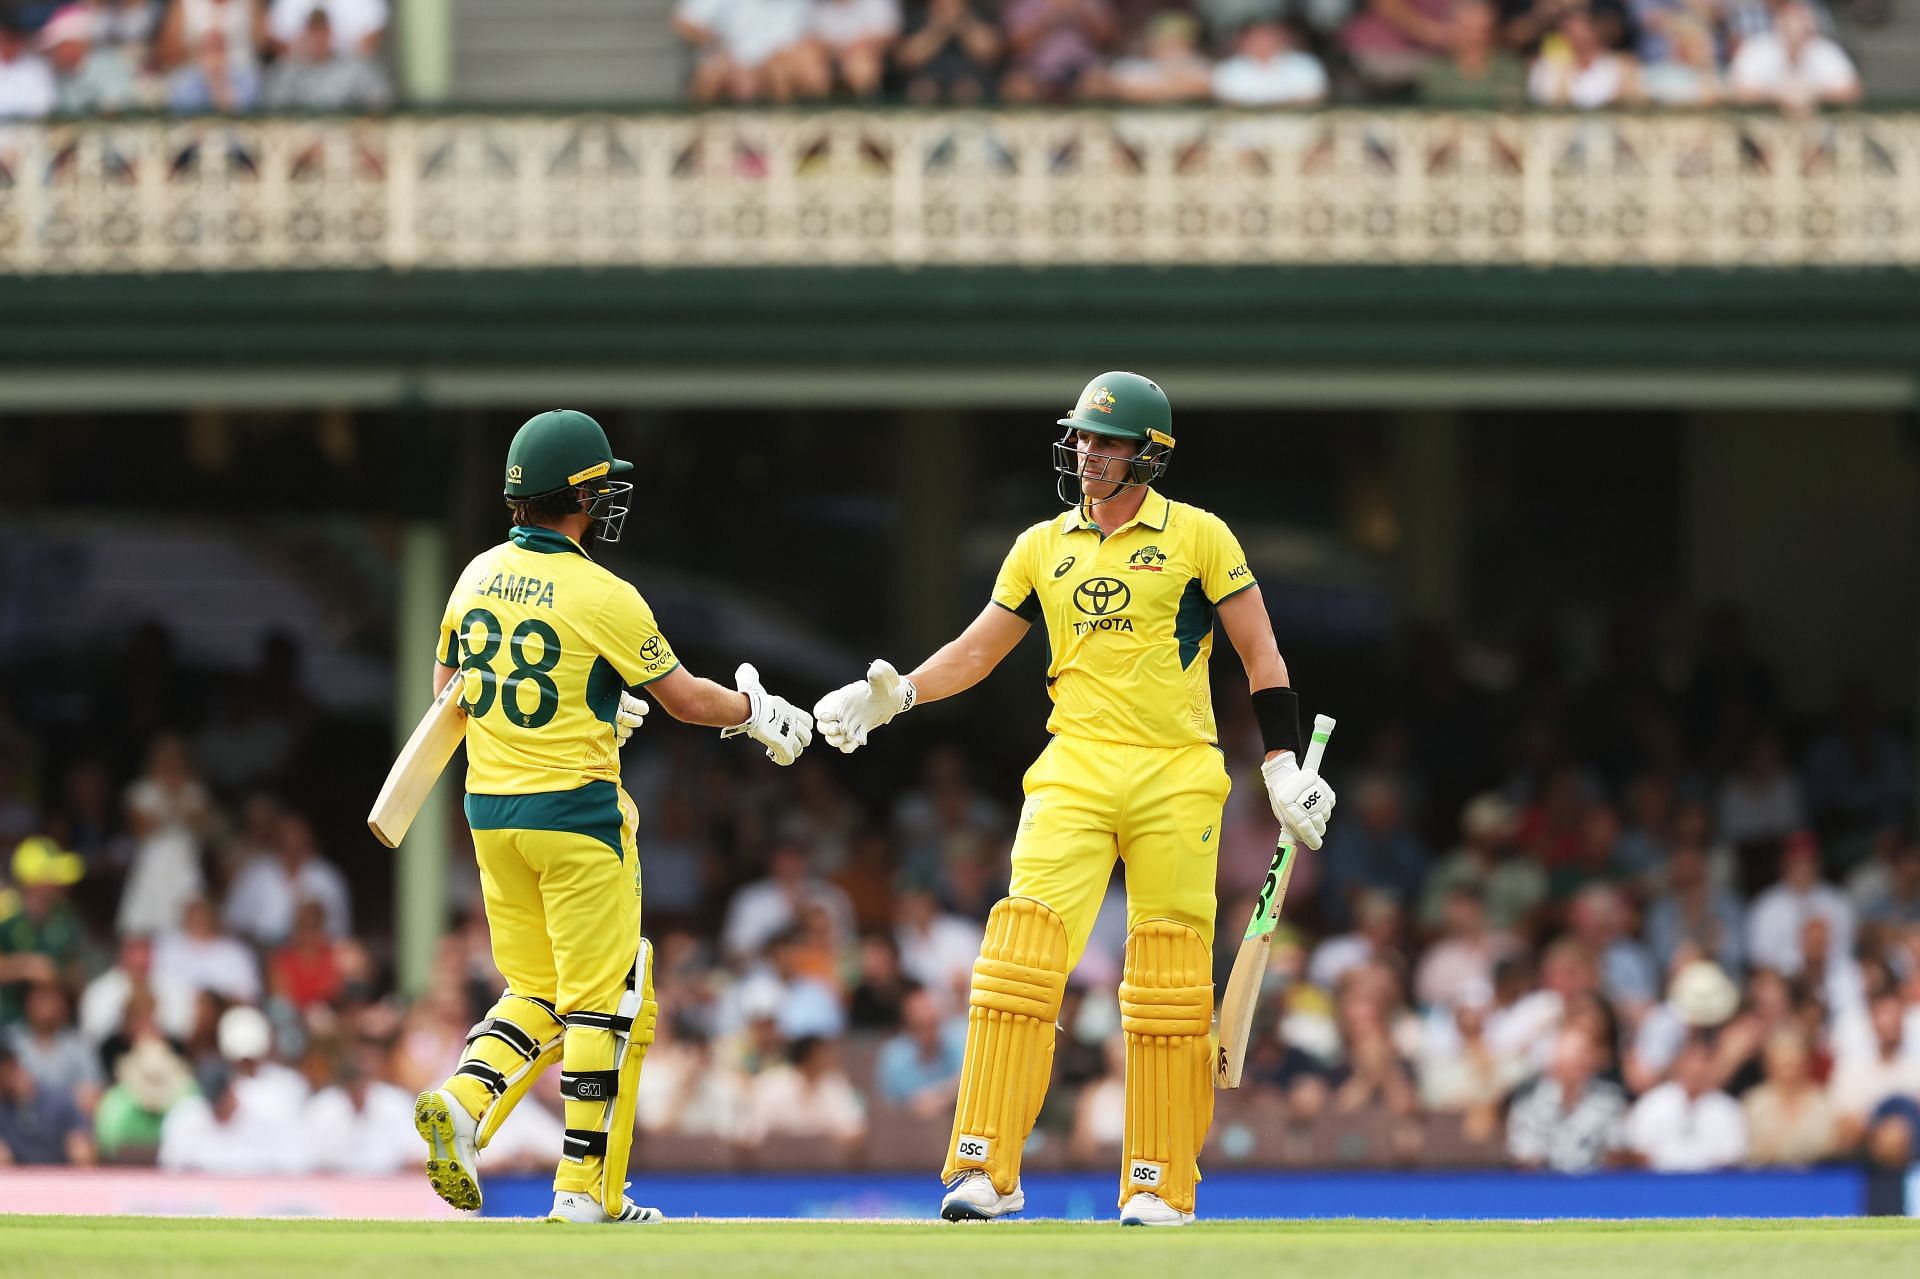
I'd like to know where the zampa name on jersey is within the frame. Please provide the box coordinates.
[472,571,556,608]
[1072,617,1134,635]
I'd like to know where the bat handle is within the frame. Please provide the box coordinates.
[1301,713,1335,774]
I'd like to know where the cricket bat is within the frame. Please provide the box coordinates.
[367,672,468,849]
[1215,713,1335,1089]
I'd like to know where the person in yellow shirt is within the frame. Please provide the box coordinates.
[414,409,812,1225]
[813,372,1337,1225]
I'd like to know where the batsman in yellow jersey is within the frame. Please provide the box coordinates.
[413,410,813,1224]
[814,374,1338,1225]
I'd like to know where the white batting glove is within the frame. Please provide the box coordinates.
[614,691,649,746]
[813,659,916,754]
[1261,753,1336,851]
[722,663,814,766]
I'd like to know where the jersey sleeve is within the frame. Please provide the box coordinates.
[435,557,481,666]
[1197,512,1256,604]
[589,582,680,687]
[989,525,1043,622]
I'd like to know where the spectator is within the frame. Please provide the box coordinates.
[810,0,900,101]
[94,1032,196,1161]
[1103,10,1212,102]
[154,897,261,1004]
[1419,0,1526,105]
[1742,1027,1837,1165]
[1828,992,1920,1153]
[874,985,966,1116]
[119,735,210,938]
[1719,732,1807,853]
[740,1035,866,1147]
[892,886,981,1012]
[157,1065,281,1173]
[1728,0,1859,113]
[0,837,87,1026]
[261,7,389,110]
[1418,987,1524,1139]
[1613,773,1674,890]
[1422,793,1544,934]
[1333,997,1420,1117]
[1639,12,1721,103]
[637,1016,745,1137]
[1000,0,1115,103]
[42,4,137,114]
[0,1039,94,1165]
[1567,883,1659,1017]
[894,0,1002,104]
[223,812,351,947]
[720,842,854,963]
[268,899,342,1011]
[1211,18,1330,105]
[1321,774,1431,928]
[724,926,846,1041]
[1415,887,1507,1010]
[1645,844,1745,977]
[0,15,55,121]
[1527,4,1644,106]
[1506,1026,1628,1172]
[1745,831,1854,978]
[1310,889,1404,990]
[265,0,386,58]
[1805,685,1912,862]
[673,0,818,104]
[300,1042,417,1174]
[1858,838,1920,929]
[80,933,198,1049]
[1341,0,1456,97]
[8,981,103,1115]
[1625,1032,1747,1169]
[848,931,912,1030]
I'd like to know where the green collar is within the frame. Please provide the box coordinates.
[510,525,590,557]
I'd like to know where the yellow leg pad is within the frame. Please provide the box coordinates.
[554,941,657,1208]
[443,993,566,1149]
[943,897,1069,1195]
[1119,919,1214,1215]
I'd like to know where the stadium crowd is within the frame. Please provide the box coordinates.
[672,0,1870,111]
[1,604,1918,1184]
[0,0,1878,119]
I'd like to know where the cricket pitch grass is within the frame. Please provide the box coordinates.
[2,1216,1917,1279]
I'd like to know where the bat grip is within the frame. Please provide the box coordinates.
[1301,713,1335,773]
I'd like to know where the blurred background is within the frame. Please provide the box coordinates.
[1,0,1919,1220]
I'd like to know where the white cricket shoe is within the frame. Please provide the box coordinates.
[940,1170,1025,1221]
[1120,1193,1194,1227]
[547,1188,665,1224]
[415,1089,482,1212]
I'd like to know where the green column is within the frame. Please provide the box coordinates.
[893,411,971,658]
[397,0,455,104]
[1390,411,1468,628]
[395,522,451,998]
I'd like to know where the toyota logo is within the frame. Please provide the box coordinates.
[1074,577,1131,616]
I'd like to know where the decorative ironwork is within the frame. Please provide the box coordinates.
[2,111,1915,274]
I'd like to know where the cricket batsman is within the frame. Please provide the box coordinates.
[813,375,1336,1225]
[413,409,813,1224]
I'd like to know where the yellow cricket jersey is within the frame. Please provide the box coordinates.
[436,526,678,796]
[991,489,1255,748]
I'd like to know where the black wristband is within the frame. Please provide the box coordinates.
[1250,687,1302,757]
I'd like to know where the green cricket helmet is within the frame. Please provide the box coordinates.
[1053,371,1176,507]
[503,409,634,544]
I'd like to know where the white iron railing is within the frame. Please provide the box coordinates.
[1,110,1917,274]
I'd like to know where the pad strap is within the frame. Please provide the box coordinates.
[565,1010,635,1034]
[563,1128,609,1161]
[465,1016,542,1061]
[560,1069,620,1102]
[455,1059,508,1098]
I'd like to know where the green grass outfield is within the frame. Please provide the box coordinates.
[3,1217,1919,1279]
